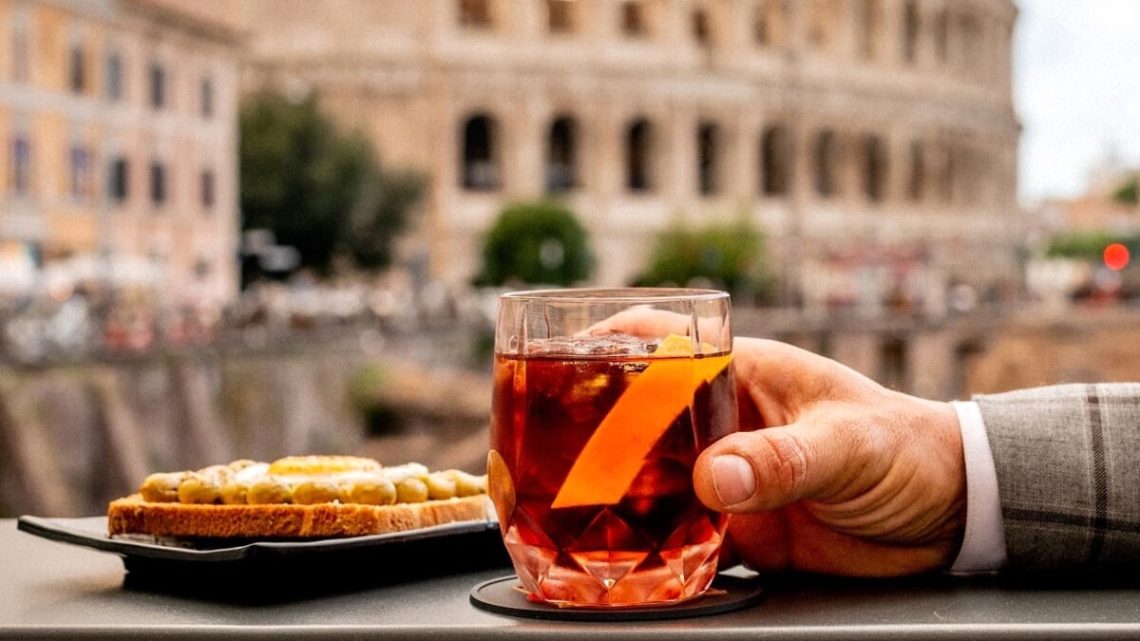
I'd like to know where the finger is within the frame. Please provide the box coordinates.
[732,337,876,425]
[585,307,730,354]
[693,420,868,513]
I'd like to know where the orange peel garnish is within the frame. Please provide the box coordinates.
[550,334,731,509]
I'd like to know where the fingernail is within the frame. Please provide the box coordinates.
[711,455,755,506]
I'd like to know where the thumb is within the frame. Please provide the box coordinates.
[694,422,858,513]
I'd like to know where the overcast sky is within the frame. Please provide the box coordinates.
[1014,0,1140,204]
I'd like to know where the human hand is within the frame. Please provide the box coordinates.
[593,309,966,576]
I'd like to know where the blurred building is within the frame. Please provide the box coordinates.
[241,0,1019,309]
[0,0,241,304]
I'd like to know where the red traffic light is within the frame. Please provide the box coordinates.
[1104,243,1130,271]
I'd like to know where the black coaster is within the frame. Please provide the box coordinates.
[469,574,765,621]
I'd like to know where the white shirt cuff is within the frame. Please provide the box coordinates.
[949,400,1007,574]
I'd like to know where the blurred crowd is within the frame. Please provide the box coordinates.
[0,274,494,365]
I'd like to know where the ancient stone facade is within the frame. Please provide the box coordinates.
[241,0,1019,308]
[0,0,241,304]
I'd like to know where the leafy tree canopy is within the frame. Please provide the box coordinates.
[240,92,425,275]
[1046,230,1140,260]
[634,219,771,300]
[476,201,593,286]
[1116,176,1138,206]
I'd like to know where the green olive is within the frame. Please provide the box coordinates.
[139,472,186,502]
[395,477,429,503]
[424,472,457,500]
[292,480,339,505]
[338,478,397,505]
[177,473,220,504]
[448,470,487,497]
[219,483,249,505]
[247,478,292,504]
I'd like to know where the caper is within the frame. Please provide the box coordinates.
[448,470,487,497]
[140,472,186,502]
[395,477,430,503]
[338,478,397,505]
[219,483,249,505]
[247,478,292,504]
[178,473,221,504]
[424,473,458,500]
[292,480,339,505]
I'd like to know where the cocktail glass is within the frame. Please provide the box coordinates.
[489,288,737,607]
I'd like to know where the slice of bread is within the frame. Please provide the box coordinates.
[108,493,491,539]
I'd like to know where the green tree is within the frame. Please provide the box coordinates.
[635,219,771,300]
[477,201,593,286]
[239,92,424,275]
[1116,176,1138,206]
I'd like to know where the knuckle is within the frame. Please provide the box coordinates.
[759,432,808,499]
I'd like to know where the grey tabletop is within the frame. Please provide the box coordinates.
[5,519,1140,640]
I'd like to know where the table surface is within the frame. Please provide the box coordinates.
[5,519,1140,640]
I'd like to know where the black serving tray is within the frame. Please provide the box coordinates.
[18,515,510,600]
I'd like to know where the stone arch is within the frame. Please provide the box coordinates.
[697,120,721,196]
[760,123,793,196]
[626,117,655,193]
[812,129,840,198]
[862,133,887,203]
[546,114,579,193]
[460,112,500,191]
[908,139,926,202]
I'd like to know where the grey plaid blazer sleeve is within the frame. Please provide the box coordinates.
[974,383,1140,571]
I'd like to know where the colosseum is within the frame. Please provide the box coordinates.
[240,0,1020,311]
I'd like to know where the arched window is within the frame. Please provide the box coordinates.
[812,129,839,198]
[621,1,647,36]
[908,140,925,202]
[934,9,948,64]
[761,124,792,196]
[863,134,886,203]
[858,0,879,60]
[458,0,492,28]
[547,0,575,33]
[903,0,920,63]
[461,113,499,191]
[754,0,788,47]
[546,115,578,193]
[692,7,711,46]
[697,121,720,196]
[626,118,654,192]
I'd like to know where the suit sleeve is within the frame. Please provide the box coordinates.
[974,383,1140,571]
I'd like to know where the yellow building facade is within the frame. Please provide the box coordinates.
[0,0,240,304]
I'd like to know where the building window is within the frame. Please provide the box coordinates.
[109,156,129,202]
[11,135,31,196]
[12,27,29,83]
[908,140,925,202]
[201,76,214,118]
[149,63,166,109]
[692,7,711,47]
[935,9,948,64]
[858,0,878,60]
[460,114,499,191]
[69,145,92,199]
[863,134,886,203]
[547,0,575,33]
[940,145,955,203]
[458,0,492,28]
[546,116,578,193]
[813,129,839,198]
[761,124,792,196]
[150,161,167,206]
[621,1,647,36]
[201,169,216,209]
[105,53,123,101]
[697,122,720,196]
[69,44,86,94]
[626,118,653,192]
[903,0,920,64]
[754,0,788,47]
